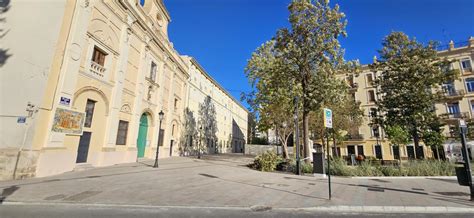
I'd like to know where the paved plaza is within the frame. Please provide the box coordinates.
[0,154,473,217]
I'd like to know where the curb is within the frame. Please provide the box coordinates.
[350,176,457,179]
[2,201,474,214]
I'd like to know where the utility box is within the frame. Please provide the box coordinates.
[455,166,470,186]
[313,152,325,174]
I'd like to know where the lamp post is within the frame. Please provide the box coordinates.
[154,110,164,168]
[198,126,202,159]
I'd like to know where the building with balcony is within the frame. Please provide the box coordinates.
[0,0,248,180]
[336,37,474,161]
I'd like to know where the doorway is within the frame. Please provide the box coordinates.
[137,114,148,158]
[76,132,92,163]
[169,140,174,157]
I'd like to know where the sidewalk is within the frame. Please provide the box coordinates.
[0,154,473,213]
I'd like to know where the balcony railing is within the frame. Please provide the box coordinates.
[444,89,465,97]
[440,112,470,120]
[90,61,106,77]
[345,134,364,141]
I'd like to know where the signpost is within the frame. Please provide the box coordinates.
[458,119,473,201]
[323,108,333,200]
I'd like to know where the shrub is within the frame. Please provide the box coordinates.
[251,151,282,172]
[328,158,353,176]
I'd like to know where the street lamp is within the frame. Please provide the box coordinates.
[198,125,202,159]
[154,110,164,168]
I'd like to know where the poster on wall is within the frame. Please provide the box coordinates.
[51,108,85,135]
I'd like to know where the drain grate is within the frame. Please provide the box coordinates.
[370,179,391,183]
[44,194,66,200]
[63,191,102,201]
[198,173,218,179]
[250,205,272,212]
[367,188,385,192]
[412,188,425,191]
[434,192,469,196]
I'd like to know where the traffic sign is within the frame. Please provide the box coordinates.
[323,108,333,128]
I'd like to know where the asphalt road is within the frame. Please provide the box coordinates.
[0,204,473,218]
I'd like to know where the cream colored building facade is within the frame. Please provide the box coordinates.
[182,57,248,154]
[0,0,248,180]
[339,37,474,161]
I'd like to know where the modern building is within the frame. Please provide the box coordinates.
[339,37,474,161]
[0,0,247,181]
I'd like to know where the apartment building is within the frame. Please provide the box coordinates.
[0,0,248,180]
[339,37,474,161]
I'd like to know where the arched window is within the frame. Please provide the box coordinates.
[140,0,145,6]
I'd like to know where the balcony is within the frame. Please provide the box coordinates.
[348,82,358,92]
[443,90,465,100]
[440,112,470,121]
[90,61,106,77]
[345,134,364,141]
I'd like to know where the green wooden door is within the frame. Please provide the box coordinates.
[137,114,148,158]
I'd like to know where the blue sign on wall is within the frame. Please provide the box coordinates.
[17,116,26,124]
[60,97,71,106]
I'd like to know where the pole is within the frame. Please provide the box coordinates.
[294,97,301,175]
[198,127,202,159]
[326,128,331,200]
[460,126,473,201]
[153,120,162,168]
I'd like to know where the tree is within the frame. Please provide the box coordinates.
[179,108,198,156]
[245,0,355,162]
[422,119,446,161]
[309,93,364,152]
[198,96,218,154]
[371,32,458,159]
[244,41,294,159]
[385,125,410,161]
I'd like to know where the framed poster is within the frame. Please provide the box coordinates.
[52,108,85,135]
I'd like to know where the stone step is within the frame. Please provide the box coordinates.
[73,163,94,172]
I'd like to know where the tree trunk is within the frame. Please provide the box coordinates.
[435,145,441,162]
[282,135,289,159]
[302,111,311,163]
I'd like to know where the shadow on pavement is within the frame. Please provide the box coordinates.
[0,185,19,204]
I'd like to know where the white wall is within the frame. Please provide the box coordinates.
[0,0,67,149]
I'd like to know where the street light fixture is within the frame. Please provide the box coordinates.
[154,110,164,168]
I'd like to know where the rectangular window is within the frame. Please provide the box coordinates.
[368,90,376,102]
[471,100,474,111]
[447,102,460,115]
[369,108,377,118]
[116,120,129,145]
[461,59,472,72]
[466,78,474,92]
[92,47,107,66]
[357,145,364,156]
[174,98,178,111]
[84,99,96,128]
[150,61,157,81]
[366,73,374,86]
[442,82,455,94]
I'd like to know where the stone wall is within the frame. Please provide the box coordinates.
[244,144,293,156]
[0,148,39,181]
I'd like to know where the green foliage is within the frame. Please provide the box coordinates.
[385,125,410,146]
[326,159,454,177]
[244,0,358,161]
[370,32,459,149]
[251,151,282,172]
[251,137,269,145]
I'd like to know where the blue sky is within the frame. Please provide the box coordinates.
[165,0,474,106]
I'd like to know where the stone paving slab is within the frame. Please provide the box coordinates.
[0,154,472,210]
